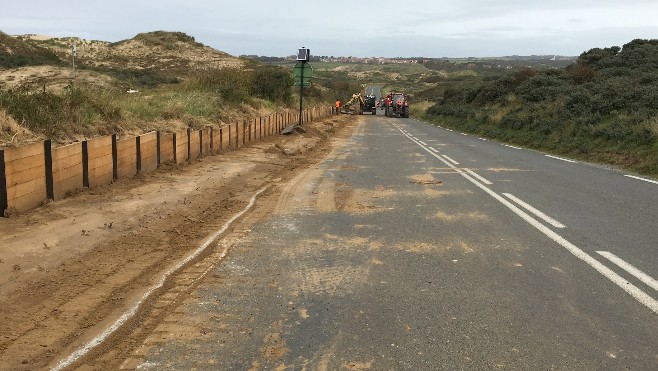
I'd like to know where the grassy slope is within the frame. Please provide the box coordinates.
[0,32,296,147]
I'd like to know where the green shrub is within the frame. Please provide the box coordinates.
[422,38,658,176]
[249,65,293,103]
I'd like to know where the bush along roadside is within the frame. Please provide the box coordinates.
[422,39,658,177]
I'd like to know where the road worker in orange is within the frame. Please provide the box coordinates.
[335,99,341,114]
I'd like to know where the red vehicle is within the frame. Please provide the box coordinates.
[384,92,410,118]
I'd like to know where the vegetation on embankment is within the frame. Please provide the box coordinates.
[0,31,343,147]
[421,39,658,176]
[0,61,296,144]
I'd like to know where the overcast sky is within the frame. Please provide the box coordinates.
[2,0,658,58]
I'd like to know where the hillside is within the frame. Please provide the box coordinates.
[21,31,241,77]
[0,31,63,69]
[1,31,243,90]
[0,31,297,148]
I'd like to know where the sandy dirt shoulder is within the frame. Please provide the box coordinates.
[0,114,357,370]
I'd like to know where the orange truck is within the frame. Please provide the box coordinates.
[384,92,410,118]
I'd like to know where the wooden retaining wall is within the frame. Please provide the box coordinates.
[86,136,114,189]
[52,142,83,201]
[0,106,332,215]
[139,132,158,173]
[2,142,47,212]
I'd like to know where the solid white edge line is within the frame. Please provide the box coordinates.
[392,123,658,315]
[429,147,439,153]
[504,144,523,150]
[465,169,493,185]
[52,186,270,371]
[503,193,566,229]
[625,175,658,185]
[442,155,459,165]
[546,154,577,163]
[597,251,658,293]
[419,141,427,145]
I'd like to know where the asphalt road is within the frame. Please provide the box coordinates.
[365,85,381,100]
[130,116,658,369]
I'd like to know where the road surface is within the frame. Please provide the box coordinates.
[41,115,658,369]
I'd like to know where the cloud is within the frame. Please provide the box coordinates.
[1,0,658,57]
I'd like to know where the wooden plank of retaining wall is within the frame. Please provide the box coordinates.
[116,137,137,179]
[3,142,47,212]
[140,132,158,173]
[52,142,83,200]
[175,129,189,164]
[189,129,201,160]
[202,127,212,155]
[222,125,230,150]
[212,126,221,153]
[87,136,114,188]
[159,132,174,163]
[235,122,241,148]
[225,123,233,149]
[0,149,7,214]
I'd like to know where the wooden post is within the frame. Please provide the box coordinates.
[187,128,191,160]
[209,127,213,153]
[82,141,89,187]
[136,136,142,173]
[199,129,203,157]
[44,139,54,201]
[233,123,236,147]
[173,132,177,163]
[0,149,7,214]
[111,134,118,181]
[156,131,161,166]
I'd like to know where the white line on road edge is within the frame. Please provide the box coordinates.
[52,186,270,371]
[625,175,658,185]
[503,144,523,150]
[461,133,468,136]
[429,147,439,153]
[545,155,577,163]
[419,141,428,145]
[392,123,658,315]
[479,138,488,141]
[597,251,658,293]
[465,169,493,185]
[503,193,565,229]
[442,155,460,165]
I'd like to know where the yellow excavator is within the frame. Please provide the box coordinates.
[340,93,365,114]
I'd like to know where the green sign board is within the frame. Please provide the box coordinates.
[293,62,313,79]
[293,62,312,88]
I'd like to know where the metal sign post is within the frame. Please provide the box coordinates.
[71,43,77,79]
[299,61,304,126]
[282,48,312,134]
[294,47,311,126]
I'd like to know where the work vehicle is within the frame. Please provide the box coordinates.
[384,92,410,118]
[341,93,365,114]
[363,94,377,115]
